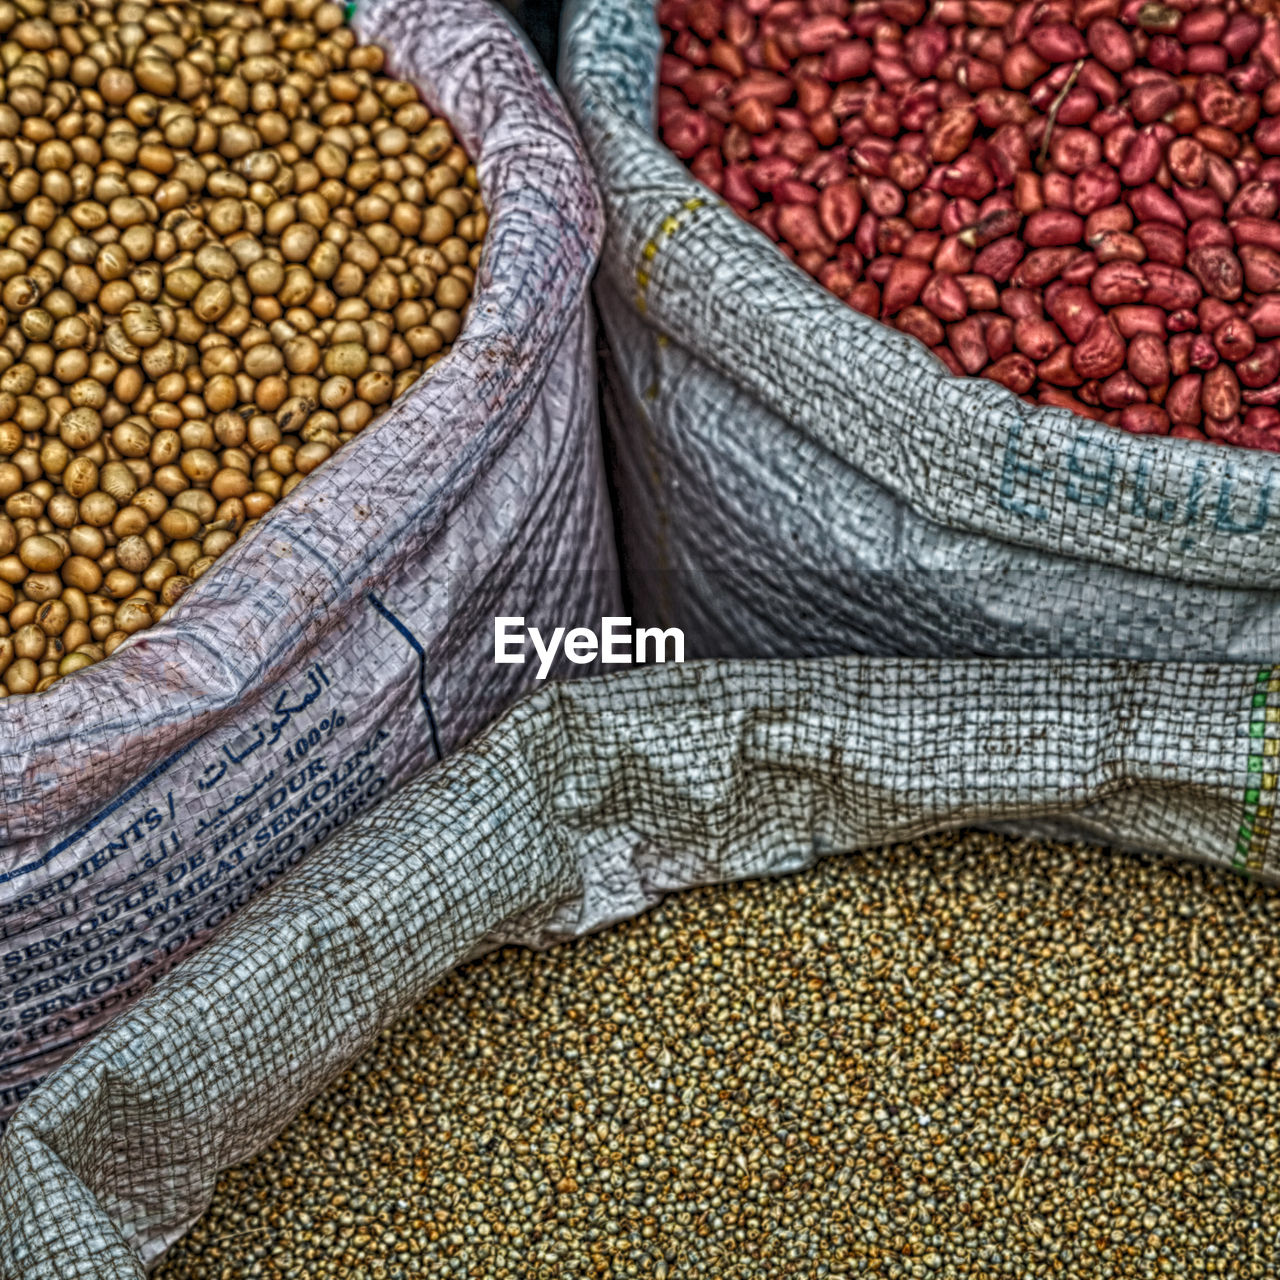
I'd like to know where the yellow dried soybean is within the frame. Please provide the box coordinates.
[0,0,486,695]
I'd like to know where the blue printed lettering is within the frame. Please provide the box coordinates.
[1065,437,1116,508]
[1215,468,1273,534]
[1,687,394,1112]
[998,420,1050,521]
[1131,456,1180,524]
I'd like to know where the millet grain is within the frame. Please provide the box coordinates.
[159,831,1280,1279]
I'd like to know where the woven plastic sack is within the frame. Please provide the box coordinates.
[558,0,1280,664]
[0,654,1274,1275]
[0,0,617,1127]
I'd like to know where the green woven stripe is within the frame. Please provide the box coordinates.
[1236,667,1276,875]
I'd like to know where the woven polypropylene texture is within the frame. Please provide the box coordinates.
[0,0,617,1126]
[558,0,1280,661]
[0,654,1270,1276]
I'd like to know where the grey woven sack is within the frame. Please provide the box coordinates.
[0,0,618,1127]
[0,654,1275,1277]
[559,0,1280,664]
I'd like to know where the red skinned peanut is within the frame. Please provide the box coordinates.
[1023,209,1085,247]
[972,237,1025,281]
[1087,19,1136,73]
[1038,344,1085,387]
[1118,404,1171,434]
[778,203,835,255]
[926,106,978,162]
[921,272,969,322]
[1091,260,1149,305]
[1203,363,1242,420]
[1168,138,1207,188]
[1133,222,1185,267]
[847,281,881,316]
[818,181,862,241]
[985,353,1037,392]
[1249,295,1280,339]
[895,305,947,346]
[1099,370,1148,407]
[1119,128,1163,187]
[947,315,989,373]
[999,287,1042,320]
[1165,374,1203,425]
[819,260,860,299]
[1214,318,1256,363]
[931,343,965,376]
[1130,77,1183,124]
[1072,164,1122,216]
[882,257,932,313]
[1239,343,1280,389]
[1126,331,1170,386]
[1128,185,1186,228]
[985,315,1015,361]
[1233,218,1280,252]
[1090,230,1146,263]
[1073,314,1127,378]
[1186,217,1232,252]
[1142,262,1201,311]
[1243,382,1280,407]
[957,273,1001,310]
[1028,23,1088,63]
[1169,332,1194,376]
[1046,285,1102,343]
[1186,246,1244,301]
[1015,316,1066,359]
[1241,246,1280,294]
[1110,305,1166,338]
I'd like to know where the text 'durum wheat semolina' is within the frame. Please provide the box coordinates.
[0,0,485,695]
[159,832,1280,1280]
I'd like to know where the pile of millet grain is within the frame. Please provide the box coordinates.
[160,830,1280,1280]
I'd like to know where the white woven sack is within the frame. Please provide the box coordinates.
[0,655,1274,1276]
[0,0,617,1126]
[559,0,1280,663]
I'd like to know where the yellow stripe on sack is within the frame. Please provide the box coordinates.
[634,195,714,313]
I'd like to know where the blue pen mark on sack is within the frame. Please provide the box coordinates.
[368,592,444,762]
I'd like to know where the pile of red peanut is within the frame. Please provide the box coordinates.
[658,0,1280,450]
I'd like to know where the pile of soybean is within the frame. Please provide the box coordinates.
[0,0,484,696]
[160,831,1279,1280]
